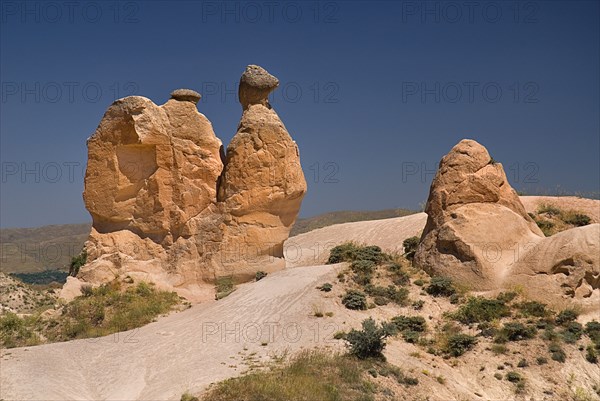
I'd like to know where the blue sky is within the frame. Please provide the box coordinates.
[1,0,599,228]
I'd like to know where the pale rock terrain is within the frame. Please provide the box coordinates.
[2,241,598,400]
[67,65,306,301]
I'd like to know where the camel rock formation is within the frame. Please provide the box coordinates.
[66,65,306,301]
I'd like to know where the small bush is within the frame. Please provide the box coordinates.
[538,204,561,216]
[453,297,510,324]
[391,315,427,333]
[255,271,267,281]
[412,300,425,310]
[181,392,199,401]
[564,213,591,227]
[345,318,395,359]
[536,356,548,365]
[373,296,389,306]
[69,249,87,277]
[517,301,549,317]
[491,344,508,355]
[536,220,555,236]
[342,290,367,310]
[586,344,598,363]
[425,276,456,297]
[445,334,477,357]
[333,331,346,340]
[327,243,387,264]
[495,322,537,342]
[317,283,333,292]
[549,342,566,362]
[403,236,420,260]
[506,371,523,383]
[517,358,528,368]
[413,279,425,287]
[556,309,579,325]
[215,276,235,300]
[560,321,583,344]
[585,321,600,346]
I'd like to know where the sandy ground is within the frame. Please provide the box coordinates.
[0,264,360,401]
[284,212,428,267]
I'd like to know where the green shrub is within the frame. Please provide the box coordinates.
[517,358,528,368]
[495,322,537,342]
[586,344,598,363]
[181,392,199,401]
[496,292,518,303]
[477,322,496,338]
[536,220,555,236]
[327,243,387,264]
[564,214,591,227]
[391,315,427,333]
[506,371,523,383]
[549,342,566,362]
[445,334,477,357]
[413,279,425,287]
[491,344,508,355]
[373,296,389,306]
[351,259,376,274]
[536,356,548,365]
[317,283,333,292]
[538,204,561,216]
[452,297,510,324]
[255,271,268,281]
[69,249,87,277]
[585,321,600,346]
[402,236,420,260]
[345,318,395,359]
[342,291,367,310]
[560,321,583,344]
[425,276,456,297]
[556,309,579,325]
[215,276,235,300]
[517,301,549,317]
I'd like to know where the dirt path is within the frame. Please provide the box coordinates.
[0,264,355,401]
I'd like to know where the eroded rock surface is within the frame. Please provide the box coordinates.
[415,139,599,309]
[68,65,306,301]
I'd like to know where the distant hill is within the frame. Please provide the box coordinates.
[0,223,90,274]
[290,208,418,236]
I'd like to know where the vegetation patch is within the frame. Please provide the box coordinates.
[0,281,179,348]
[342,290,367,310]
[215,276,236,300]
[452,296,510,324]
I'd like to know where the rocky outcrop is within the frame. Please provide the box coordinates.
[415,139,599,309]
[414,139,544,289]
[67,66,306,301]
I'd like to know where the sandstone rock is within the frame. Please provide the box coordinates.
[72,66,306,302]
[216,66,306,280]
[414,139,543,289]
[170,89,201,104]
[507,223,600,310]
[415,139,599,311]
[238,65,279,109]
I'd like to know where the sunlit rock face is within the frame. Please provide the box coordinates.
[414,139,599,311]
[65,66,306,301]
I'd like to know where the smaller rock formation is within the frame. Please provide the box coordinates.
[415,139,543,289]
[415,139,599,311]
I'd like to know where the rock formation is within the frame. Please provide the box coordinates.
[65,65,306,301]
[415,139,599,309]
